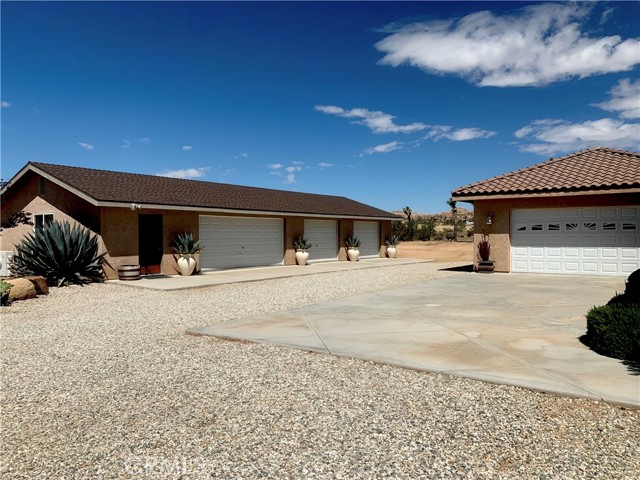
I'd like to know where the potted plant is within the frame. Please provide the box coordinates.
[170,232,203,276]
[293,236,312,266]
[345,236,361,262]
[477,234,495,273]
[385,235,401,258]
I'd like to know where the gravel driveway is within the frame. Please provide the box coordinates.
[1,263,639,479]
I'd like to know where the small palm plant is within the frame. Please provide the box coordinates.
[477,234,491,261]
[170,232,203,256]
[9,220,107,286]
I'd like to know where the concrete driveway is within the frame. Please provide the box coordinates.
[189,273,639,407]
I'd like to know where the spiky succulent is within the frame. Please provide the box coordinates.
[170,232,203,255]
[9,220,107,286]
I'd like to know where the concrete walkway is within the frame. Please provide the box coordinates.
[109,258,428,291]
[190,273,640,408]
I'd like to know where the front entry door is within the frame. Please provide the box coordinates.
[138,214,163,275]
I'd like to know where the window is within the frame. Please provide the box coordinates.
[583,222,597,231]
[622,223,637,231]
[34,214,54,230]
[547,223,560,231]
[602,222,616,231]
[516,225,527,231]
[531,224,543,231]
[565,223,578,231]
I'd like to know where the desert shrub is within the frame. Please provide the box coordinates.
[0,279,12,306]
[415,218,436,241]
[9,220,106,286]
[585,304,640,361]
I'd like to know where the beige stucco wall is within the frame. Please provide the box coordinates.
[471,193,640,272]
[380,220,392,257]
[1,173,100,252]
[284,217,304,265]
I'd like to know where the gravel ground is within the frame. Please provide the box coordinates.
[1,262,639,479]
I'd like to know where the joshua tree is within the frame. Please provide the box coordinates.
[403,206,415,240]
[447,198,458,241]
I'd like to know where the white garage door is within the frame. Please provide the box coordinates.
[354,221,380,258]
[199,216,283,269]
[511,207,639,276]
[304,219,337,262]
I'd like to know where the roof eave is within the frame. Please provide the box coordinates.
[451,186,640,202]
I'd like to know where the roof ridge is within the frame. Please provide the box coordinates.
[453,147,639,193]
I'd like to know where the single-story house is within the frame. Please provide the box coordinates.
[0,162,400,279]
[451,147,639,276]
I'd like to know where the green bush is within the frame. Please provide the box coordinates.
[0,279,12,306]
[9,220,106,287]
[585,304,640,361]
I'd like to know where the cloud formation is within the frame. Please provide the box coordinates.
[182,145,193,151]
[514,118,640,155]
[139,137,151,144]
[1,101,11,108]
[284,174,296,184]
[285,166,303,173]
[156,167,209,179]
[315,105,426,134]
[375,4,640,87]
[268,163,283,170]
[425,126,496,141]
[365,141,403,155]
[78,142,94,150]
[592,78,640,119]
[318,162,334,168]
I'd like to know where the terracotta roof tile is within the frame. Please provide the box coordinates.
[451,147,640,198]
[15,162,399,219]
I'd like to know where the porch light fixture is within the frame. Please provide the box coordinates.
[130,203,142,211]
[486,211,494,225]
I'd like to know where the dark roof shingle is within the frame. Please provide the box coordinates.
[452,147,640,198]
[18,162,398,219]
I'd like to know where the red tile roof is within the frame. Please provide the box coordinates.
[5,162,399,219]
[451,147,640,199]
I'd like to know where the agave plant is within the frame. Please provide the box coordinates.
[345,236,362,249]
[477,234,491,261]
[293,236,312,251]
[385,234,401,248]
[9,220,107,286]
[170,232,203,255]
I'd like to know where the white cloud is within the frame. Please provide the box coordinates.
[139,137,150,144]
[291,160,304,165]
[365,141,403,155]
[268,163,283,170]
[121,140,131,149]
[156,167,209,179]
[315,105,426,134]
[425,126,496,141]
[284,174,296,184]
[181,145,193,151]
[78,142,94,150]
[375,3,640,87]
[233,152,249,159]
[592,78,640,119]
[1,101,11,108]
[285,166,303,173]
[318,162,334,168]
[514,118,640,155]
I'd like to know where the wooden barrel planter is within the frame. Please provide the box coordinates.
[118,264,141,281]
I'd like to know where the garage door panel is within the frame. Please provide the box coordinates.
[354,221,379,257]
[199,216,283,269]
[511,207,640,276]
[304,220,337,262]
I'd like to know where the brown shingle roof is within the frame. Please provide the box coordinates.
[451,147,640,199]
[18,162,398,219]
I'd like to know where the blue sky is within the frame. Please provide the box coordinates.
[2,1,639,213]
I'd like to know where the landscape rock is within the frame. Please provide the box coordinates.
[23,276,49,295]
[6,278,37,302]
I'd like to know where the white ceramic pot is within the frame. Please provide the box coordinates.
[295,250,309,266]
[386,246,397,258]
[347,248,359,262]
[177,254,196,276]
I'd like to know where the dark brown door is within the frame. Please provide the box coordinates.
[138,214,163,275]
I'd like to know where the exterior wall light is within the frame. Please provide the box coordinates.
[486,211,494,225]
[130,203,142,211]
